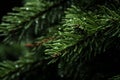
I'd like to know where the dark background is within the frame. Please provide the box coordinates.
[0,0,23,22]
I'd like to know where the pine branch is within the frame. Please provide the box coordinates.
[0,56,37,80]
[42,6,120,79]
[0,1,120,80]
[0,0,69,43]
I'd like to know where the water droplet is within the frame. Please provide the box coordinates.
[15,65,19,68]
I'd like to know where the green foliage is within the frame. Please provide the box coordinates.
[0,0,120,80]
[0,0,69,44]
[109,75,120,80]
[0,44,28,61]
